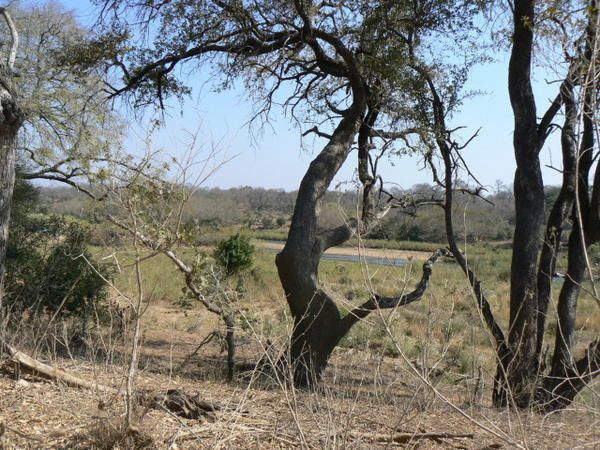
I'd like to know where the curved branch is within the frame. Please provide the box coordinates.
[20,173,100,200]
[302,125,332,140]
[337,248,449,337]
[111,31,303,98]
[107,214,223,315]
[0,8,18,71]
[537,61,579,145]
[317,219,357,252]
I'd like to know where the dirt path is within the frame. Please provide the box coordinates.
[258,240,431,261]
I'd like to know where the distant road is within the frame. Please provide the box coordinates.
[258,240,430,266]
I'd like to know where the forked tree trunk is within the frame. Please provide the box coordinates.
[276,111,363,386]
[539,113,600,410]
[501,0,548,407]
[276,106,444,386]
[535,76,578,361]
[415,0,599,411]
[533,1,600,410]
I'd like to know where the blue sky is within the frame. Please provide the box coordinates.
[59,0,565,192]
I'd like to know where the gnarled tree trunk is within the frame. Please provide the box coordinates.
[539,89,600,409]
[0,8,23,309]
[535,75,578,361]
[503,0,547,407]
[276,106,446,386]
[430,0,600,410]
[276,111,363,386]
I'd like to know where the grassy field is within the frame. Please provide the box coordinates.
[252,228,444,252]
[100,234,600,384]
[3,234,599,448]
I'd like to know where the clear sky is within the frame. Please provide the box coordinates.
[58,0,566,192]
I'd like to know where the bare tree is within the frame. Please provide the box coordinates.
[104,134,240,380]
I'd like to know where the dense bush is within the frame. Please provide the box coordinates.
[214,233,254,275]
[4,181,112,322]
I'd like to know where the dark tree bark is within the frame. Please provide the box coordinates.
[224,314,236,381]
[425,0,600,410]
[535,74,578,360]
[276,109,364,386]
[530,0,600,410]
[275,34,446,383]
[505,0,548,407]
[277,214,446,386]
[540,94,600,408]
[542,339,600,410]
[549,93,594,376]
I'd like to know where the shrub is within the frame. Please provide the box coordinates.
[214,233,254,275]
[6,215,112,319]
[5,182,112,327]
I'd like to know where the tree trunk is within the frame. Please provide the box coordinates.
[0,9,22,312]
[276,111,363,386]
[0,70,23,309]
[501,0,546,407]
[275,101,444,386]
[535,77,578,360]
[548,223,586,376]
[540,162,600,409]
[539,103,599,410]
[536,3,599,408]
[224,314,235,381]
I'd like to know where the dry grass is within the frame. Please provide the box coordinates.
[1,344,599,449]
[1,241,599,448]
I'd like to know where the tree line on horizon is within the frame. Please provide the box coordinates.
[38,182,568,245]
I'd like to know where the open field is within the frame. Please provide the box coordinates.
[252,229,445,253]
[2,236,599,448]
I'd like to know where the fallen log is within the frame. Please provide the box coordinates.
[150,389,218,420]
[3,343,113,392]
[1,343,218,420]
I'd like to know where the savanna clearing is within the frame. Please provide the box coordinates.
[1,232,599,449]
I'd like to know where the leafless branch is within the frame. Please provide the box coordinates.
[0,7,18,71]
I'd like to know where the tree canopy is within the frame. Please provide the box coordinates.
[15,1,122,194]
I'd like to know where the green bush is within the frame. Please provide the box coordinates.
[214,233,255,275]
[6,215,112,318]
[5,181,112,322]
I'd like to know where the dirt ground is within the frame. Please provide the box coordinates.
[1,339,599,449]
[258,240,431,261]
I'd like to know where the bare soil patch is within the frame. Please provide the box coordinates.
[259,240,431,262]
[1,343,599,449]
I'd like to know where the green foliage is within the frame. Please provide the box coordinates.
[5,183,112,319]
[15,2,122,189]
[214,233,254,275]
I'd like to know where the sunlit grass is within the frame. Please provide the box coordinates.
[91,235,599,382]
